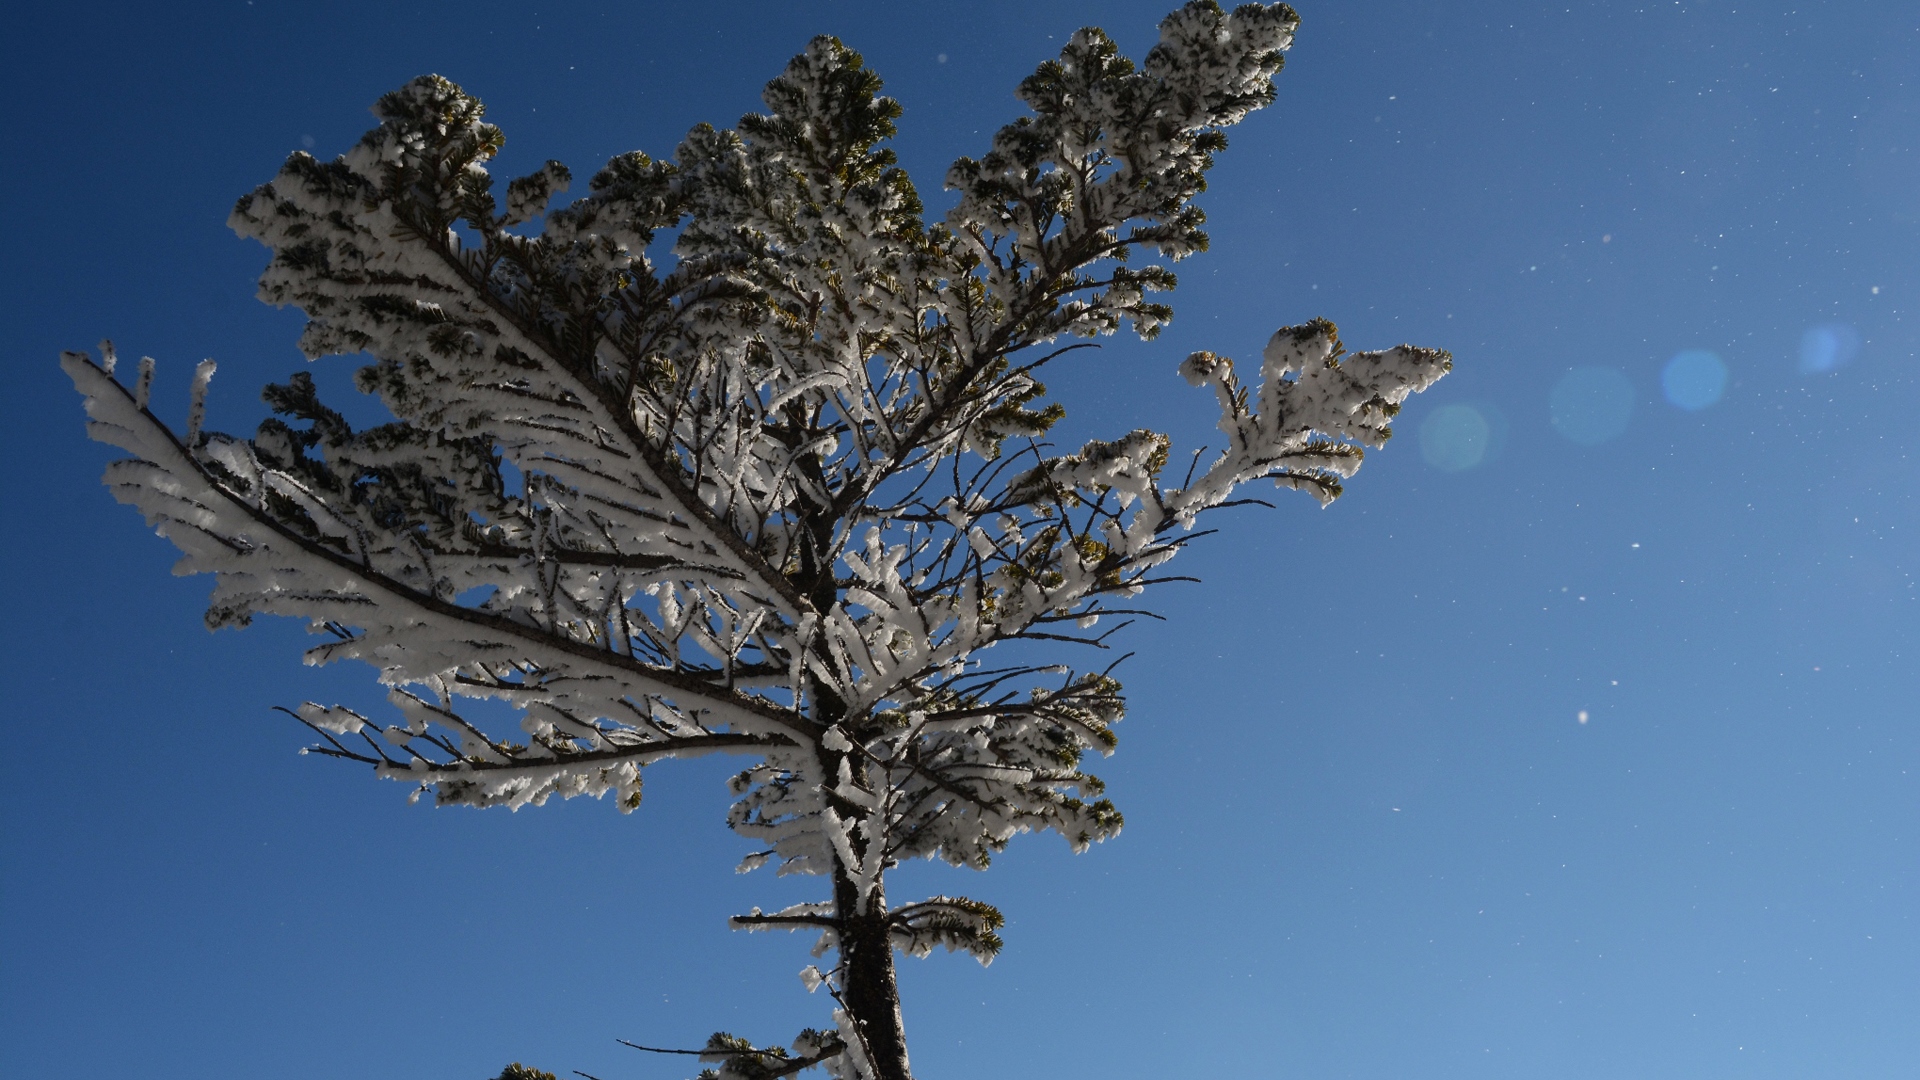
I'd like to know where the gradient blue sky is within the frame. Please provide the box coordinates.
[3,2,1915,1078]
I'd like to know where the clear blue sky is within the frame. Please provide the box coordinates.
[3,2,1915,1077]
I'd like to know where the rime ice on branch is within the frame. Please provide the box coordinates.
[65,4,1445,1078]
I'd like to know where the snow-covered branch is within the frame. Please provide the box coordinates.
[69,6,1445,1078]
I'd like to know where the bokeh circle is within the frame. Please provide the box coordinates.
[1662,349,1728,411]
[1799,323,1861,374]
[1550,367,1635,445]
[1420,404,1492,472]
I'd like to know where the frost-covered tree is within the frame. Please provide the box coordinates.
[65,4,1446,1078]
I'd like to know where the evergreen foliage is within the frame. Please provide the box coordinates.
[65,4,1446,1077]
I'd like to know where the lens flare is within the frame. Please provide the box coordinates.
[1662,349,1728,411]
[1550,367,1635,446]
[1420,404,1492,472]
[1799,323,1861,374]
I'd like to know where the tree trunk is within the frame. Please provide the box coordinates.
[836,873,911,1080]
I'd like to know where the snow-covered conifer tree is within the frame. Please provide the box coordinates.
[65,4,1446,1077]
